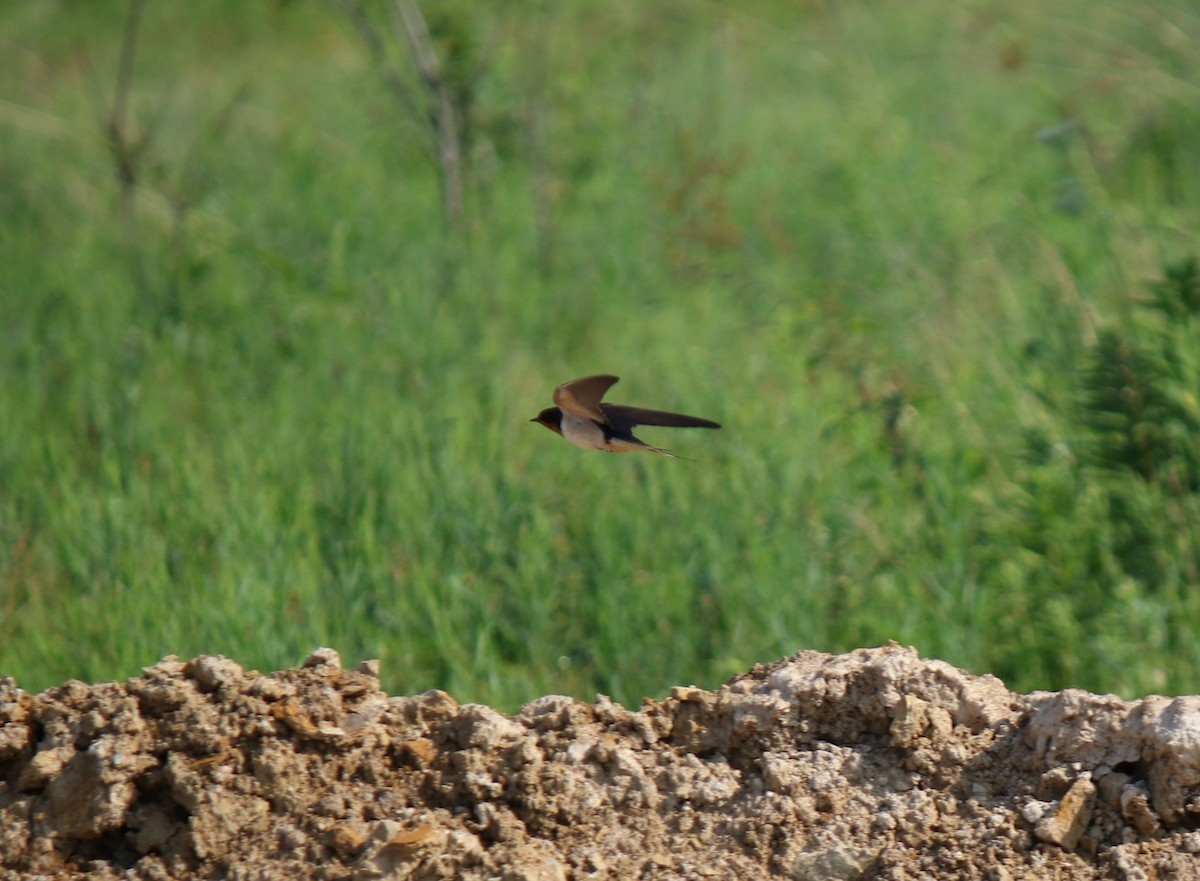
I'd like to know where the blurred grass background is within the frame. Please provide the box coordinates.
[2,0,1199,709]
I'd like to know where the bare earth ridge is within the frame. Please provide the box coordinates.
[2,644,1199,880]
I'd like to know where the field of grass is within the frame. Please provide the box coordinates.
[2,0,1199,710]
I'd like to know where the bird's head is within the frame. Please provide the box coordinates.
[530,407,564,435]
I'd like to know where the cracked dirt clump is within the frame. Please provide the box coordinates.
[2,644,1200,880]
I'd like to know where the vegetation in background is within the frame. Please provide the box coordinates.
[1,0,1198,709]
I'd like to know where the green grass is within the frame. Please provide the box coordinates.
[2,0,1199,709]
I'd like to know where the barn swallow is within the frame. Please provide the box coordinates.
[531,375,720,458]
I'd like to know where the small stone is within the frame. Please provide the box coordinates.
[1034,777,1095,850]
[398,738,437,767]
[1036,767,1073,799]
[329,822,368,854]
[790,846,880,881]
[185,656,244,693]
[19,746,72,791]
[1019,800,1048,824]
[129,806,175,854]
[890,695,930,747]
[44,749,137,838]
[354,821,449,881]
[142,656,184,677]
[278,823,306,851]
[368,820,403,845]
[495,841,568,881]
[1095,770,1131,810]
[188,792,271,859]
[1119,784,1160,836]
[302,648,342,669]
[417,690,459,720]
[356,659,381,678]
[520,695,577,726]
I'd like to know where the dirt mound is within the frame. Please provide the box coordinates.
[2,644,1199,880]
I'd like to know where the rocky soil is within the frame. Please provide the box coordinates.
[2,644,1200,880]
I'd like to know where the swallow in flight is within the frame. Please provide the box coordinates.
[531,375,720,458]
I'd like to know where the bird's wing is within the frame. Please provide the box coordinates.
[553,375,620,422]
[601,404,721,432]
